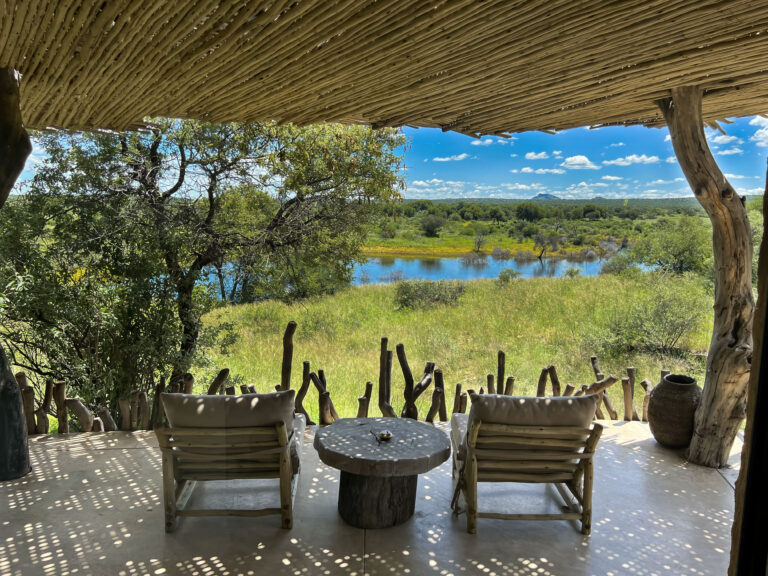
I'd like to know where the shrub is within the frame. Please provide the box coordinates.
[420,214,446,237]
[587,272,708,354]
[564,267,581,278]
[497,268,521,284]
[491,247,512,260]
[395,280,466,309]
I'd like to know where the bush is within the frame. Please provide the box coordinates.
[420,214,446,237]
[497,268,521,284]
[395,280,466,309]
[590,272,708,354]
[491,247,512,260]
[564,267,581,278]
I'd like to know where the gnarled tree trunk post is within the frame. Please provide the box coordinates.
[0,68,32,481]
[659,86,753,468]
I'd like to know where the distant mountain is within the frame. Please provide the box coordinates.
[592,196,606,200]
[532,193,560,200]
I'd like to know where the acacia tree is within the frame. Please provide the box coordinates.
[0,120,404,404]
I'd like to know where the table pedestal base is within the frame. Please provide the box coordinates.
[338,471,417,529]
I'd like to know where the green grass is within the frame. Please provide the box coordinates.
[201,277,712,420]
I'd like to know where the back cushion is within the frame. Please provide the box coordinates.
[162,390,295,434]
[468,394,599,429]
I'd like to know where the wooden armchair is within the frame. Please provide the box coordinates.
[155,390,304,532]
[451,393,602,534]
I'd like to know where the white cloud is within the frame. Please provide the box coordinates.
[708,133,742,146]
[609,142,625,148]
[750,116,768,147]
[602,175,622,181]
[509,153,518,158]
[525,151,549,160]
[561,155,600,170]
[664,134,672,142]
[603,154,659,166]
[521,166,566,174]
[552,150,563,158]
[471,138,495,146]
[717,147,743,156]
[725,173,748,179]
[433,153,470,162]
[665,156,677,164]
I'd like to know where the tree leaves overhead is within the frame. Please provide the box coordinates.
[0,120,404,405]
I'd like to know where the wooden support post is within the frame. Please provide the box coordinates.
[247,385,256,393]
[138,392,150,430]
[97,405,117,431]
[626,367,640,420]
[92,418,104,433]
[504,376,515,396]
[0,68,32,479]
[452,384,463,414]
[397,343,417,419]
[621,377,633,421]
[181,374,194,395]
[426,385,442,423]
[65,398,93,432]
[486,374,495,395]
[602,393,619,420]
[497,351,505,395]
[459,392,468,414]
[281,321,297,391]
[563,383,575,397]
[21,387,35,434]
[206,369,229,395]
[640,378,654,422]
[590,356,602,380]
[225,385,235,395]
[53,381,69,433]
[660,86,754,468]
[35,378,53,434]
[149,376,166,430]
[357,381,374,418]
[548,365,562,396]
[378,338,396,418]
[536,368,549,397]
[118,398,131,431]
[239,384,250,394]
[594,395,605,419]
[15,371,28,390]
[295,361,315,425]
[435,370,448,422]
[129,390,139,430]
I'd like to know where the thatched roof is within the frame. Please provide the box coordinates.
[2,1,768,135]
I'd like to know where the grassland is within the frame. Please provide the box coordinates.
[202,276,711,421]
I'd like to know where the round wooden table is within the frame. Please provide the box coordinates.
[314,417,451,529]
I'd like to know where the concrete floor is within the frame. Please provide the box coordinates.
[1,421,741,576]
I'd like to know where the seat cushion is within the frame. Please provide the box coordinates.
[450,413,469,461]
[468,393,599,428]
[162,390,296,434]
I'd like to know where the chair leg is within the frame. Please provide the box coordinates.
[279,451,293,529]
[581,460,593,535]
[465,456,478,534]
[161,453,178,533]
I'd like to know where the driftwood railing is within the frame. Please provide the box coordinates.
[16,319,671,435]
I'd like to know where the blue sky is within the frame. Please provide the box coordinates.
[18,115,768,200]
[400,115,768,200]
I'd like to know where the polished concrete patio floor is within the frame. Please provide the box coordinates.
[1,421,741,576]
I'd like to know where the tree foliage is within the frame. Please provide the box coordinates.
[0,120,404,408]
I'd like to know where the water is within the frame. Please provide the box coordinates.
[353,255,604,285]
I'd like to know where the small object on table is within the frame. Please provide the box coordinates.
[315,417,450,529]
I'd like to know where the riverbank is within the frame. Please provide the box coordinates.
[203,276,711,418]
[362,238,589,258]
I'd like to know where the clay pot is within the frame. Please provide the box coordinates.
[647,374,702,448]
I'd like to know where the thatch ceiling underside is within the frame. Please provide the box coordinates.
[2,1,768,135]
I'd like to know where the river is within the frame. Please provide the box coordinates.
[353,255,604,285]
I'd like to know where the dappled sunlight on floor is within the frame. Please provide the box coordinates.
[0,422,738,575]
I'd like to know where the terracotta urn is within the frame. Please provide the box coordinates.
[647,374,702,448]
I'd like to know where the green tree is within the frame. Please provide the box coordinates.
[631,215,712,275]
[420,214,446,237]
[0,120,404,404]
